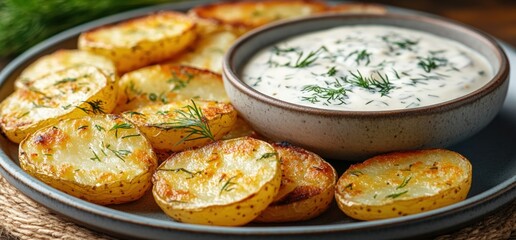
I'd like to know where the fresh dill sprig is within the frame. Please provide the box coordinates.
[76,100,105,114]
[301,85,348,105]
[291,46,326,68]
[0,0,180,57]
[348,70,394,96]
[149,100,215,144]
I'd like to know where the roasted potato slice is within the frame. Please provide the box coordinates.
[189,0,327,31]
[335,149,472,220]
[254,142,337,222]
[14,49,117,90]
[324,3,387,14]
[152,137,281,226]
[222,117,260,140]
[78,11,196,74]
[166,31,238,73]
[19,114,158,205]
[0,65,117,143]
[122,99,237,152]
[115,64,228,113]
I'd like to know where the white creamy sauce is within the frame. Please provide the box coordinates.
[242,25,493,111]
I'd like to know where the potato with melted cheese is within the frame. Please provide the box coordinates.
[0,65,117,143]
[189,0,327,33]
[122,99,237,152]
[165,31,238,73]
[19,114,158,205]
[152,137,281,226]
[115,64,228,113]
[254,142,337,222]
[335,149,472,220]
[78,11,196,74]
[14,49,117,90]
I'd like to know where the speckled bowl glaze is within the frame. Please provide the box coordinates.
[223,14,510,160]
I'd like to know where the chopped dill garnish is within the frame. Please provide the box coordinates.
[121,134,141,139]
[54,77,77,86]
[417,56,448,73]
[348,70,394,96]
[256,152,278,161]
[291,46,326,68]
[301,85,348,105]
[382,35,419,51]
[94,124,105,132]
[158,168,201,179]
[396,176,412,189]
[126,111,144,117]
[167,70,193,91]
[347,49,371,66]
[385,190,408,199]
[327,66,337,77]
[77,125,88,130]
[105,144,130,162]
[220,176,238,194]
[76,100,105,114]
[89,147,101,162]
[109,122,133,138]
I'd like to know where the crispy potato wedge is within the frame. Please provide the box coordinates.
[115,64,228,113]
[122,99,237,152]
[0,65,117,143]
[324,3,387,14]
[19,114,158,205]
[189,0,327,31]
[152,137,281,226]
[78,11,196,74]
[254,142,337,222]
[14,49,117,90]
[165,31,238,73]
[335,149,472,220]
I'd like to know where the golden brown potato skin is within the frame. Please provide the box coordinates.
[189,0,327,32]
[335,149,472,220]
[254,142,337,222]
[152,137,281,226]
[122,99,237,152]
[19,114,158,205]
[0,65,117,143]
[78,11,197,74]
[115,64,228,113]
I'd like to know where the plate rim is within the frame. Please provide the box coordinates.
[0,1,515,239]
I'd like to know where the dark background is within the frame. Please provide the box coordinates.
[363,0,516,46]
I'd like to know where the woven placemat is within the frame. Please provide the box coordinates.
[0,174,514,240]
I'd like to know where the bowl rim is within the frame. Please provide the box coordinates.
[223,13,510,117]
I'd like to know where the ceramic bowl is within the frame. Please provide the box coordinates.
[222,14,510,160]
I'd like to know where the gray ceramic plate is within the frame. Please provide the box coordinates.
[0,1,514,239]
